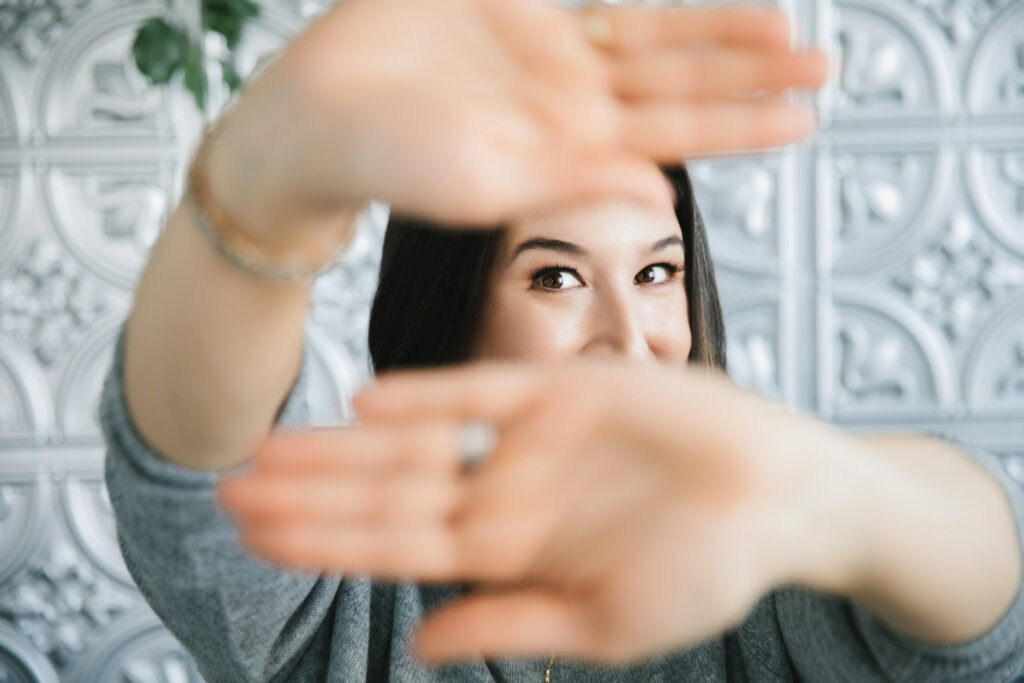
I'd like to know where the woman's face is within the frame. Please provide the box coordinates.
[474,200,692,364]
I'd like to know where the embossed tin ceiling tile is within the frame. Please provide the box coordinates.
[0,481,49,587]
[0,170,27,275]
[965,146,1024,260]
[964,1,1024,114]
[40,165,172,291]
[302,321,373,425]
[0,236,121,370]
[834,0,957,118]
[67,608,202,683]
[0,337,53,437]
[825,147,957,275]
[723,295,785,401]
[1003,453,1024,487]
[689,155,786,279]
[34,4,169,140]
[963,297,1024,410]
[58,473,133,588]
[0,523,138,673]
[0,620,60,683]
[890,211,1024,346]
[820,290,959,417]
[54,311,129,440]
[0,0,93,66]
[0,72,17,140]
[909,0,1017,48]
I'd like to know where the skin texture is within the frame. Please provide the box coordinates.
[474,200,691,363]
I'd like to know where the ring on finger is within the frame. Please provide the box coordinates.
[458,420,498,471]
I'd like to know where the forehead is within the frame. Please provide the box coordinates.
[503,200,682,255]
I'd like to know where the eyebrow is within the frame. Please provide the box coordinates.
[510,235,684,261]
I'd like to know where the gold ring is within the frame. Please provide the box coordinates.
[581,7,614,50]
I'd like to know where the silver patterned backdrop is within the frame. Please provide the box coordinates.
[0,0,1022,680]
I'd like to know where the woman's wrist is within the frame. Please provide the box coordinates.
[202,85,363,265]
[836,436,1023,644]
[751,417,877,598]
[753,422,1022,646]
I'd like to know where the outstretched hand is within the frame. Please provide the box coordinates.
[217,361,863,664]
[227,0,827,231]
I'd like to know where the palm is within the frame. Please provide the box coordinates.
[219,361,814,662]
[461,387,773,661]
[287,0,631,225]
[538,498,767,662]
[266,0,825,226]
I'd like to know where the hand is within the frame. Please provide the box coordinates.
[217,361,865,664]
[212,0,827,236]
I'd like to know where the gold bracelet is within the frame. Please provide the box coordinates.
[186,121,346,284]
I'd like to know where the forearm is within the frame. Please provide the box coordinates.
[125,202,309,472]
[794,431,1023,646]
[848,435,1021,644]
[126,82,361,472]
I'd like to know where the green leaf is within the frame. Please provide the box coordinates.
[132,17,188,85]
[220,58,242,93]
[231,0,261,19]
[184,50,208,111]
[204,8,243,48]
[203,0,260,49]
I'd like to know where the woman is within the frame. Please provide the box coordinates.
[101,0,1024,680]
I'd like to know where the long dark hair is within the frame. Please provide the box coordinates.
[368,165,726,372]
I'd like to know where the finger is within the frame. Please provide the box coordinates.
[237,513,549,582]
[578,5,791,54]
[218,470,462,525]
[456,393,608,514]
[610,48,828,101]
[253,423,463,474]
[353,363,541,423]
[621,101,817,160]
[414,589,598,663]
[479,0,599,84]
[238,522,461,580]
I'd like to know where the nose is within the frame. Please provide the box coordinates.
[581,286,653,361]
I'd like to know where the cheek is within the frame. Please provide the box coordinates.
[475,294,586,361]
[645,289,692,359]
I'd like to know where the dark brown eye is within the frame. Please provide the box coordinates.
[541,272,564,289]
[532,268,583,291]
[636,264,673,285]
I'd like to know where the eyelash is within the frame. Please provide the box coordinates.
[529,261,684,291]
[638,262,684,282]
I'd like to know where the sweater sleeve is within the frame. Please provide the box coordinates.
[100,319,342,683]
[775,442,1024,682]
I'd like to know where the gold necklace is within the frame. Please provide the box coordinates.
[544,655,555,682]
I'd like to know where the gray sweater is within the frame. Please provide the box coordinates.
[101,322,1024,682]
